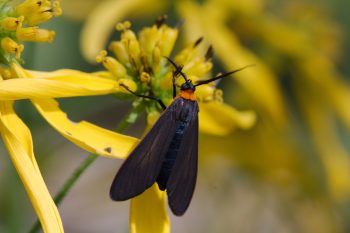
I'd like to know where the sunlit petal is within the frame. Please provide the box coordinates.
[130,184,170,233]
[199,102,256,136]
[26,69,107,78]
[32,98,137,158]
[0,101,63,233]
[0,71,121,100]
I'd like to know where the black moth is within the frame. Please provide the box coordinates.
[110,57,251,216]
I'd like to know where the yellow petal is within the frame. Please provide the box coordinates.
[26,68,103,78]
[0,70,120,100]
[130,184,170,233]
[21,66,113,81]
[80,0,167,63]
[0,101,63,233]
[29,69,138,93]
[199,102,256,136]
[92,71,117,80]
[32,98,137,158]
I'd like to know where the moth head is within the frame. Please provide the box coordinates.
[180,80,196,92]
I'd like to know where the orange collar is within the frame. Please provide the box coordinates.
[179,90,196,101]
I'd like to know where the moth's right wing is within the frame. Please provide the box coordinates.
[167,111,198,216]
[110,104,177,201]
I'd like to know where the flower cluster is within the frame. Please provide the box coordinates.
[97,19,255,129]
[0,0,61,64]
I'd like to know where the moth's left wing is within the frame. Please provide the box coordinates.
[110,104,177,201]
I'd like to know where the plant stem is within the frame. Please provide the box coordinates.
[28,106,143,233]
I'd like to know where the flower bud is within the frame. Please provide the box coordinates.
[1,37,24,59]
[16,27,55,42]
[1,17,24,30]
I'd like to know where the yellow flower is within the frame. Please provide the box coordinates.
[0,1,139,232]
[1,16,23,30]
[16,26,56,42]
[0,65,143,232]
[0,64,141,233]
[79,0,168,63]
[0,1,58,63]
[92,20,256,233]
[1,37,24,59]
[96,21,256,133]
[15,0,61,17]
[2,68,139,160]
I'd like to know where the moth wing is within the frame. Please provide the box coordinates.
[110,105,177,201]
[167,113,198,216]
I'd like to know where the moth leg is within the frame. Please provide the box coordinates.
[120,84,167,110]
[165,56,184,99]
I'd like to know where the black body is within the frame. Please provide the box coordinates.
[110,98,199,216]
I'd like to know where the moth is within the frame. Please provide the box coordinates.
[110,57,251,215]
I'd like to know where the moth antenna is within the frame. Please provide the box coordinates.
[195,64,255,87]
[164,56,188,82]
[173,64,184,77]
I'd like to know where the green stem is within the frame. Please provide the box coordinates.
[28,105,143,233]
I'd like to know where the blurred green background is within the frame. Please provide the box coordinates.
[1,0,350,232]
